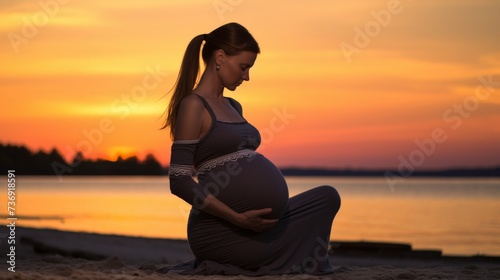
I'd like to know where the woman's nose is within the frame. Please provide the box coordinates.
[242,70,250,81]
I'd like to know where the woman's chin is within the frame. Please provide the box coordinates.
[226,85,238,91]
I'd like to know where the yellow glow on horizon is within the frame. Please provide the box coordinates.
[107,146,137,161]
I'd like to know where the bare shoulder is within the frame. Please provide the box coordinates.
[180,94,203,109]
[174,94,207,140]
[178,94,205,116]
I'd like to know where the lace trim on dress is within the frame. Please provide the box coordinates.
[195,149,257,175]
[169,164,195,177]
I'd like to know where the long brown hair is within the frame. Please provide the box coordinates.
[161,22,260,137]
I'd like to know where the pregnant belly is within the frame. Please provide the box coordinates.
[198,154,289,219]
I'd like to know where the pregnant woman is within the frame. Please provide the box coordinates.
[163,22,341,276]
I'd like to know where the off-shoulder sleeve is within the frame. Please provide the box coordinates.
[169,139,207,208]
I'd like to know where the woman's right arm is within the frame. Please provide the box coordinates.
[169,95,277,232]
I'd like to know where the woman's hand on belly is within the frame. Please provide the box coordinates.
[198,194,277,232]
[234,208,279,232]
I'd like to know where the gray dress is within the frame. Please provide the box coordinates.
[166,94,341,275]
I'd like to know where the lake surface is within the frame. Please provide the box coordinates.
[1,176,499,256]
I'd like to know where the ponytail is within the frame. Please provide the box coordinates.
[161,34,205,136]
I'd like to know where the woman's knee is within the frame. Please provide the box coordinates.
[318,185,341,212]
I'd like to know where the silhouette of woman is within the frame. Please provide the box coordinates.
[162,22,341,275]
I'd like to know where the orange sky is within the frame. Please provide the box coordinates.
[1,0,500,170]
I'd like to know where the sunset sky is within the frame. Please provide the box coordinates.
[1,0,499,170]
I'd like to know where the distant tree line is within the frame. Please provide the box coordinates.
[1,143,499,177]
[0,143,166,176]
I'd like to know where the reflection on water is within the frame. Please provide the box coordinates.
[1,176,499,256]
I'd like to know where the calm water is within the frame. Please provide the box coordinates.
[1,176,499,256]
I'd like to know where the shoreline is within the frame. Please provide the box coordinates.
[10,226,500,259]
[1,227,499,279]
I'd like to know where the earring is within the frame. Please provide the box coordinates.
[216,64,220,71]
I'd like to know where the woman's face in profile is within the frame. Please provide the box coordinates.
[219,51,257,91]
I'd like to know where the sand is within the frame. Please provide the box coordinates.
[1,227,499,279]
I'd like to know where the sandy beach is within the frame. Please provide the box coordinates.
[1,227,499,279]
